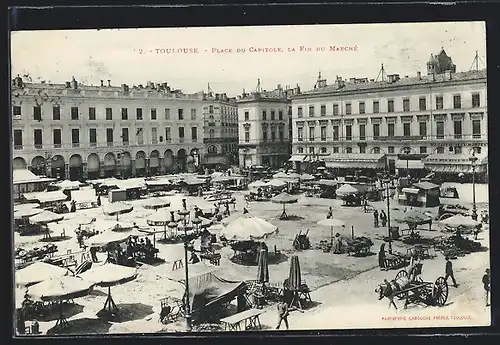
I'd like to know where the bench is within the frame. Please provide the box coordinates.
[220,308,264,331]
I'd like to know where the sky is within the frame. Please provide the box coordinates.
[10,22,486,96]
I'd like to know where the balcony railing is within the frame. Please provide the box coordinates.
[72,143,80,148]
[34,144,43,149]
[14,145,23,150]
[107,142,113,147]
[90,142,97,147]
[54,144,62,148]
[123,141,129,146]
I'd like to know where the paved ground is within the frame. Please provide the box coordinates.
[14,181,490,334]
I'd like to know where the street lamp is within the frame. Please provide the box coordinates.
[469,153,478,221]
[177,199,192,331]
[403,147,411,178]
[383,175,393,254]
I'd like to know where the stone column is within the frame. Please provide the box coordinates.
[65,164,70,180]
[145,158,150,176]
[159,158,165,175]
[131,160,136,177]
[100,162,105,178]
[82,163,88,179]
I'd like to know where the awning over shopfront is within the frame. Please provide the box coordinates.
[402,188,420,194]
[423,154,488,173]
[289,155,307,162]
[324,153,386,169]
[395,160,425,170]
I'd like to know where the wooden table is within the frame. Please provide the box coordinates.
[220,308,264,331]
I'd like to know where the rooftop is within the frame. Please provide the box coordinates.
[294,69,486,98]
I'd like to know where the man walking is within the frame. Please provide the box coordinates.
[483,268,490,307]
[444,257,458,288]
[373,210,379,228]
[276,298,303,330]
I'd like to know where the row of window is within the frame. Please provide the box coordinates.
[296,145,481,155]
[13,126,200,149]
[297,93,481,117]
[243,110,285,121]
[207,105,238,116]
[206,144,239,154]
[296,120,482,141]
[13,106,200,121]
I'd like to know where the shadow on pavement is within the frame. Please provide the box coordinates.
[46,317,112,335]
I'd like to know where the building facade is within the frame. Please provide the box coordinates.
[290,50,487,176]
[202,92,239,168]
[11,77,206,180]
[236,84,298,168]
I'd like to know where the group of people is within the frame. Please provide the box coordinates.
[373,209,388,228]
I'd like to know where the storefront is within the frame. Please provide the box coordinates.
[13,170,56,201]
[423,154,488,182]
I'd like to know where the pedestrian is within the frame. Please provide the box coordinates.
[89,246,98,263]
[380,210,387,227]
[378,243,386,270]
[482,268,490,307]
[275,299,290,330]
[326,207,333,219]
[373,210,379,228]
[96,195,101,207]
[444,257,458,288]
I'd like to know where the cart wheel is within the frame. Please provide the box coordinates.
[432,276,449,307]
[395,270,409,300]
[395,269,408,280]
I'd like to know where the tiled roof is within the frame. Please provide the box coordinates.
[297,69,486,97]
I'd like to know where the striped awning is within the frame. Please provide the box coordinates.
[324,153,386,169]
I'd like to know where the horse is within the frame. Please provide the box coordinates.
[375,276,410,309]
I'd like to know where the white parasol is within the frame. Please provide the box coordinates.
[439,214,480,229]
[14,207,43,219]
[335,184,359,196]
[14,203,40,212]
[16,262,70,287]
[102,202,134,217]
[142,197,171,210]
[248,180,268,189]
[267,179,287,188]
[27,276,94,302]
[222,216,278,241]
[87,230,136,247]
[29,210,65,224]
[318,218,346,243]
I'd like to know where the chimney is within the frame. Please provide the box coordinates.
[65,81,71,88]
[71,76,78,89]
[370,79,374,82]
[107,80,111,87]
[215,93,220,100]
[122,84,129,93]
[100,80,104,87]
[417,71,421,80]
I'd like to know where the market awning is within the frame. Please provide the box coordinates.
[13,169,57,185]
[289,155,307,162]
[423,154,488,174]
[23,190,68,203]
[395,160,425,170]
[402,188,420,194]
[324,153,386,169]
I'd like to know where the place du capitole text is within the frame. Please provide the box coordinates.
[133,45,359,55]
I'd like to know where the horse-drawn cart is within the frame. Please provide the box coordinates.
[384,252,409,270]
[377,270,448,309]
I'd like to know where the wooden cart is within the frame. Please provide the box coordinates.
[390,270,449,308]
